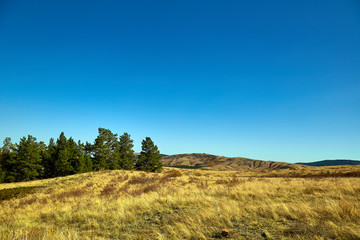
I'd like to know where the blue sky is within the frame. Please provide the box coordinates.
[0,0,359,162]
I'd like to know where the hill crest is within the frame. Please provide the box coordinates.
[297,159,360,167]
[161,153,303,171]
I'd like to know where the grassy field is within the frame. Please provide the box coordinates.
[1,167,360,239]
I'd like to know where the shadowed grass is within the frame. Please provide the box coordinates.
[0,186,39,201]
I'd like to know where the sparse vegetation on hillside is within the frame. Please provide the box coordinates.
[161,153,303,171]
[0,166,359,239]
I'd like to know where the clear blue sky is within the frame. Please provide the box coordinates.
[0,0,359,163]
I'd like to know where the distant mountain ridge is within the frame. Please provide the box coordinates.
[296,159,360,167]
[161,153,304,171]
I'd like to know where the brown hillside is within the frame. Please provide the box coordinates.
[161,153,304,171]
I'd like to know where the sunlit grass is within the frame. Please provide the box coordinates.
[1,167,360,239]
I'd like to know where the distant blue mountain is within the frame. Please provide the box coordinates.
[296,160,360,167]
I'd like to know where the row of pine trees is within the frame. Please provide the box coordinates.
[0,128,162,183]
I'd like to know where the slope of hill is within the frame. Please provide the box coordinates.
[161,153,303,171]
[297,159,360,167]
[1,168,360,239]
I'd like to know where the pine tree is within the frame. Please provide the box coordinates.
[67,138,86,174]
[0,159,4,183]
[135,137,162,172]
[78,140,93,172]
[42,138,56,178]
[38,141,47,178]
[13,135,43,182]
[84,141,93,158]
[0,137,16,182]
[83,155,93,172]
[83,141,94,172]
[0,152,4,183]
[53,132,73,176]
[92,128,120,170]
[42,134,91,178]
[0,138,14,182]
[117,132,135,170]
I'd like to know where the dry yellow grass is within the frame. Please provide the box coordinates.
[1,167,360,239]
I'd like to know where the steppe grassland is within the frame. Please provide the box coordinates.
[0,167,360,239]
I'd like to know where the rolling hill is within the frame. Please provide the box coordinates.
[297,159,360,167]
[161,153,304,171]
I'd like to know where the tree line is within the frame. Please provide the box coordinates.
[0,128,162,183]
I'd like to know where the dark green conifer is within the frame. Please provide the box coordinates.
[0,138,14,182]
[0,154,4,183]
[42,138,56,178]
[78,140,93,172]
[135,137,162,172]
[67,138,87,174]
[117,132,135,170]
[53,132,73,176]
[13,135,43,181]
[92,128,120,170]
[1,137,17,182]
